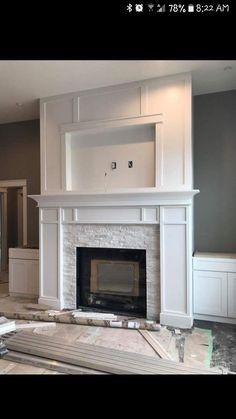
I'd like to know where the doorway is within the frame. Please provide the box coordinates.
[0,179,27,290]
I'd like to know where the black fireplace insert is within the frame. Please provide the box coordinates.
[76,247,146,317]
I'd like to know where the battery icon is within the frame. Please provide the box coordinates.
[188,4,194,12]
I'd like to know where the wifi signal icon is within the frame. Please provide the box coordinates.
[148,3,155,11]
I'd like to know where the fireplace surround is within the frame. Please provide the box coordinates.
[30,72,199,328]
[31,191,198,328]
[63,222,160,319]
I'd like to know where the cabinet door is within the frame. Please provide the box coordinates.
[194,271,227,316]
[9,259,27,294]
[9,259,39,296]
[228,273,236,318]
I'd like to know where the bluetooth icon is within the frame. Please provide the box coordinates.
[127,3,133,12]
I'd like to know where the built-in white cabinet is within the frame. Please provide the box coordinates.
[193,252,236,323]
[228,273,236,318]
[193,270,228,317]
[9,248,39,298]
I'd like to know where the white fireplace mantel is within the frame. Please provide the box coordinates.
[30,190,198,329]
[30,189,199,208]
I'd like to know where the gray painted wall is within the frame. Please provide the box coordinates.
[0,120,40,246]
[194,90,236,252]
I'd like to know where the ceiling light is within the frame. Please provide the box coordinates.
[16,102,24,107]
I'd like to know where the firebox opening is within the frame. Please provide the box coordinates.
[76,247,146,317]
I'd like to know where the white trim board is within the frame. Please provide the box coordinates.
[0,179,28,247]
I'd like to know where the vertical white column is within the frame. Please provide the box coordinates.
[160,205,193,328]
[39,208,62,309]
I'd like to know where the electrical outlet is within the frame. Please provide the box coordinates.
[128,161,133,168]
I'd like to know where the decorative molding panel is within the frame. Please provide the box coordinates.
[40,73,193,194]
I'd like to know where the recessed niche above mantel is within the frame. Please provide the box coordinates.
[62,115,163,193]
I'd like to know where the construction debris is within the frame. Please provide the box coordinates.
[4,351,107,375]
[0,340,8,357]
[0,309,161,331]
[109,321,123,327]
[138,329,173,360]
[128,321,140,329]
[0,317,16,335]
[4,332,222,375]
[16,322,56,330]
[47,310,65,317]
[71,312,117,320]
[48,309,79,317]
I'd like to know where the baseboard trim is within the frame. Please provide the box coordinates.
[194,313,236,325]
[38,297,61,309]
[10,293,38,299]
[160,312,193,329]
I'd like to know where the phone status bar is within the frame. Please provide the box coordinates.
[125,3,231,14]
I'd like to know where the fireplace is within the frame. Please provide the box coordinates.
[32,197,196,328]
[77,247,146,317]
[30,72,197,328]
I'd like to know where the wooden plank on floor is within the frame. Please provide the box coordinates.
[5,340,165,375]
[16,322,56,330]
[4,351,106,375]
[5,332,218,374]
[72,312,117,320]
[5,332,215,374]
[138,330,173,360]
[5,332,221,375]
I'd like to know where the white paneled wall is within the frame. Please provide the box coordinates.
[40,73,192,194]
[34,72,196,328]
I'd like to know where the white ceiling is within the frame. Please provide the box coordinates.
[0,60,236,124]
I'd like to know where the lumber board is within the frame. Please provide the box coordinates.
[72,312,117,320]
[4,351,106,375]
[4,332,202,372]
[5,332,217,374]
[5,338,164,374]
[5,332,218,374]
[138,329,173,360]
[16,322,56,330]
[5,333,221,375]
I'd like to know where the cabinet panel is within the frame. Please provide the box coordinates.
[161,223,187,313]
[41,223,58,298]
[41,97,73,193]
[148,77,191,188]
[79,86,142,122]
[9,259,39,297]
[228,273,236,318]
[9,260,27,294]
[194,271,227,317]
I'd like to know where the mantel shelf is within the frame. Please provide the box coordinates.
[29,189,199,208]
